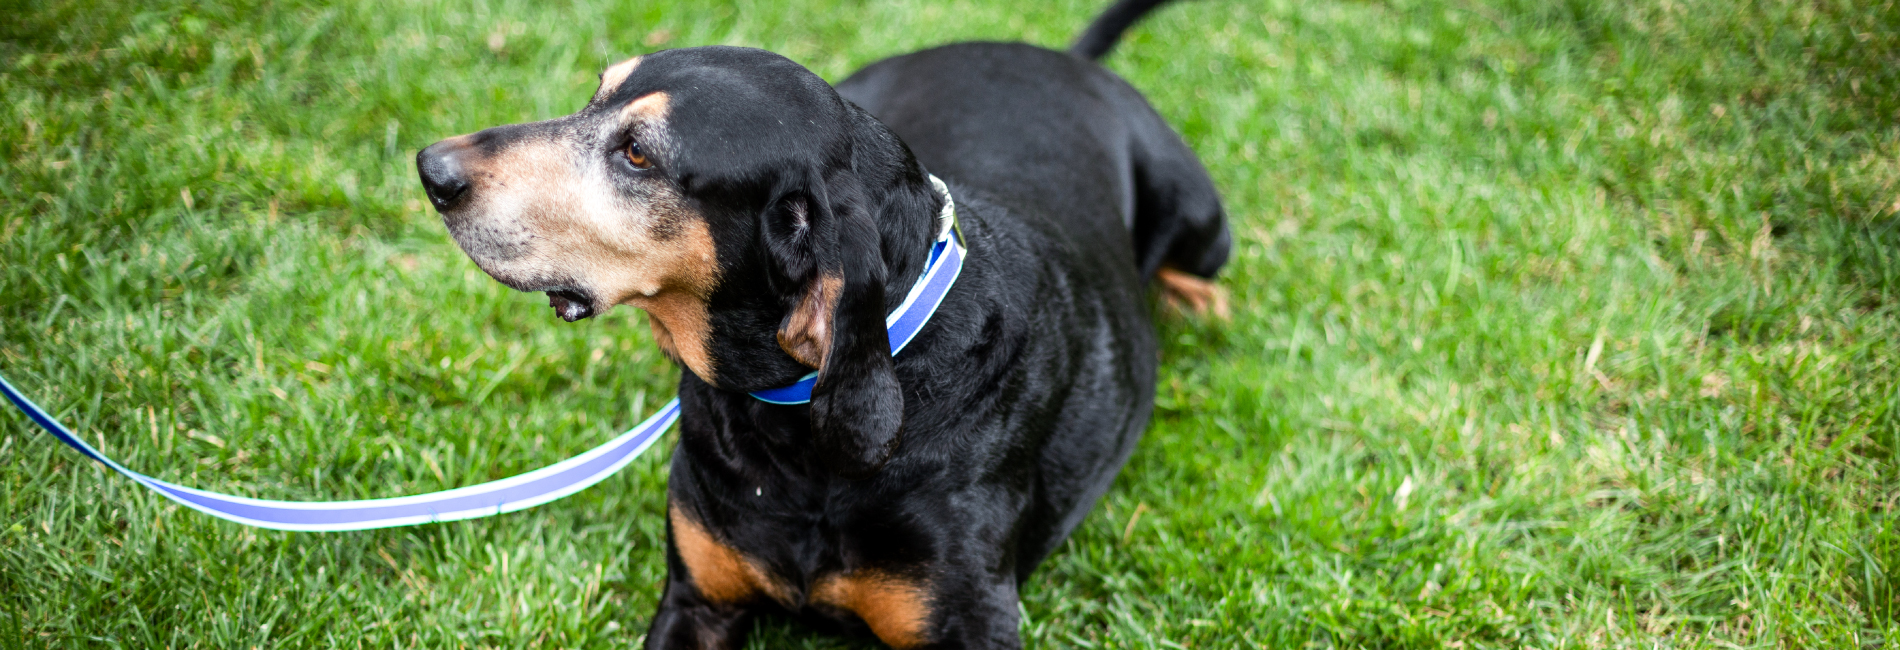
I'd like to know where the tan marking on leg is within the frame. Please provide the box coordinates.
[593,56,642,103]
[812,572,933,648]
[668,505,791,606]
[1155,265,1230,320]
[776,273,843,369]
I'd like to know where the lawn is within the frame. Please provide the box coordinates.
[2,0,1897,647]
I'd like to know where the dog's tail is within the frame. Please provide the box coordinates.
[1069,0,1179,60]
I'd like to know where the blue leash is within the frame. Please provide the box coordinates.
[0,375,681,532]
[1,177,964,532]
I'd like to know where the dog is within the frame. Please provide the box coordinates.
[415,0,1230,646]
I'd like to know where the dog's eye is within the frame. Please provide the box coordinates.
[624,140,652,169]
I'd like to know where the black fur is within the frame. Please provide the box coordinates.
[422,1,1227,647]
[1070,0,1179,60]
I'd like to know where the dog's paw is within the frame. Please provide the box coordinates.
[1155,266,1231,320]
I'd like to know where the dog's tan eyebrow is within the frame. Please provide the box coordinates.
[593,56,642,102]
[618,91,670,124]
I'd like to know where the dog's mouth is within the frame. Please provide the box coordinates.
[546,289,597,322]
[490,273,600,322]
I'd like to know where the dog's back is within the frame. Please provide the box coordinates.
[835,5,1232,578]
[839,9,1229,284]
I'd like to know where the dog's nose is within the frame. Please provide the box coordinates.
[416,139,473,211]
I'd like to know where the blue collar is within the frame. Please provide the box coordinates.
[749,175,966,405]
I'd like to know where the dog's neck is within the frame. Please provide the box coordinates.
[687,163,946,393]
[849,108,945,312]
[868,175,946,314]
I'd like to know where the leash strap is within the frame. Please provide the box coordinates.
[0,372,678,532]
[2,176,965,531]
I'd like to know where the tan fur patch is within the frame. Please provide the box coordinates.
[813,571,933,648]
[621,91,670,124]
[437,133,475,149]
[629,241,719,384]
[1155,265,1230,319]
[593,56,642,103]
[668,505,791,606]
[777,273,843,369]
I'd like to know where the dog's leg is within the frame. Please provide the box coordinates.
[644,503,763,650]
[805,561,1024,649]
[916,575,1025,650]
[1124,93,1232,293]
[644,572,753,650]
[1154,265,1231,319]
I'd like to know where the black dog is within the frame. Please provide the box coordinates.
[416,0,1229,646]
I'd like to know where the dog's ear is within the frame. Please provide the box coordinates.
[766,168,904,478]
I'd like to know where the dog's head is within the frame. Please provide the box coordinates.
[416,46,939,476]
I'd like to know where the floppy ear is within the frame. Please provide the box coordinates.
[769,169,904,478]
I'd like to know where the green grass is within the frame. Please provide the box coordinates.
[2,0,1897,646]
